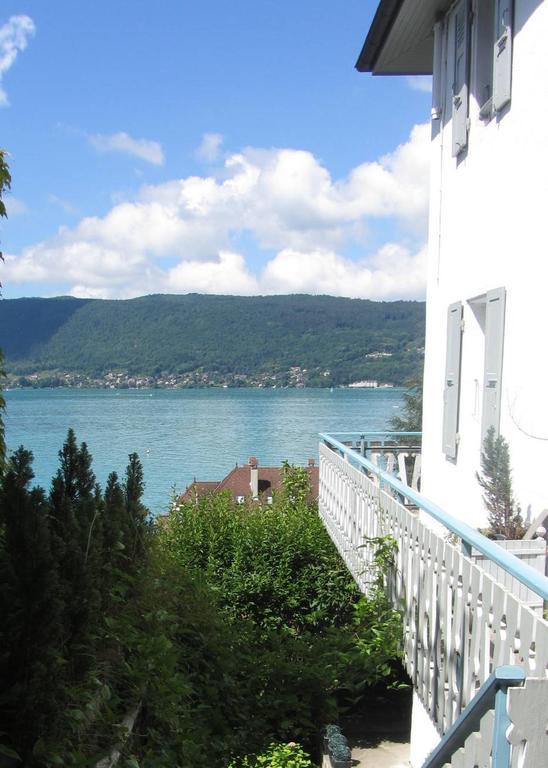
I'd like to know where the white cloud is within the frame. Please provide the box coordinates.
[262,244,427,300]
[196,132,223,163]
[89,131,165,166]
[48,194,78,215]
[4,195,27,216]
[4,124,430,300]
[0,15,35,106]
[406,76,433,94]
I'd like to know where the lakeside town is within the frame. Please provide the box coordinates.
[5,366,396,390]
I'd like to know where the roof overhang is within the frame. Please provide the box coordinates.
[356,0,452,75]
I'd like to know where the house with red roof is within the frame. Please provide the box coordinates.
[180,456,319,506]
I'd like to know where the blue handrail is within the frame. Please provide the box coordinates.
[320,432,548,601]
[421,666,525,768]
[328,431,422,438]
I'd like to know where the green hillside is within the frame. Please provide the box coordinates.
[0,294,425,386]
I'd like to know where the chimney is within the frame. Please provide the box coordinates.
[308,458,315,467]
[249,456,259,499]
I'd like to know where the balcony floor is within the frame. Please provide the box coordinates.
[351,740,409,768]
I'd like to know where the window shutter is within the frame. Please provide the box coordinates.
[431,20,444,121]
[443,302,464,459]
[493,0,513,112]
[451,0,470,157]
[481,287,506,440]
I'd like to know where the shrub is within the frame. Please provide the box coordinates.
[228,742,314,768]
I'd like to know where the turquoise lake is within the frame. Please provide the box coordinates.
[3,388,403,515]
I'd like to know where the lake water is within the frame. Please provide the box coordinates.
[3,388,403,515]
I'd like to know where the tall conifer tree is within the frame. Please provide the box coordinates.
[124,452,148,561]
[0,448,64,759]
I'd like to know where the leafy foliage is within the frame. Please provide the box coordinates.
[0,149,10,471]
[476,427,525,539]
[0,294,425,386]
[0,148,11,223]
[163,480,360,634]
[0,349,5,474]
[389,375,423,432]
[229,743,314,768]
[0,433,149,765]
[0,445,405,766]
[160,469,405,750]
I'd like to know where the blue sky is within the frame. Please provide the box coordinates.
[1,1,432,300]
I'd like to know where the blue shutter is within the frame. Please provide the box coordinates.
[451,0,470,157]
[481,287,506,440]
[443,302,464,459]
[493,0,513,112]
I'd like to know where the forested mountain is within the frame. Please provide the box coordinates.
[0,294,425,386]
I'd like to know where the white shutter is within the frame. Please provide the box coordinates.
[443,302,464,459]
[481,287,506,440]
[493,0,513,112]
[451,0,470,157]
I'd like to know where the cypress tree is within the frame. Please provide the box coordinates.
[103,470,127,572]
[49,431,102,671]
[124,453,148,562]
[0,350,5,476]
[477,427,525,539]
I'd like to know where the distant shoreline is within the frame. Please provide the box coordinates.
[4,369,398,391]
[5,380,401,392]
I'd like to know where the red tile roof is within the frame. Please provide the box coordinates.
[180,460,319,505]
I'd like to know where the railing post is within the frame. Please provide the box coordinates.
[419,667,525,768]
[461,540,472,557]
[492,685,512,768]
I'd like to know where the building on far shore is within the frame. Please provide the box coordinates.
[180,456,319,506]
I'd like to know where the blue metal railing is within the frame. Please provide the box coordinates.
[327,430,422,441]
[320,432,548,601]
[421,666,525,768]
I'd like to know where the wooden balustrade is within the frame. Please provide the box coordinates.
[319,442,548,765]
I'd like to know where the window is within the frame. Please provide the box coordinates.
[476,0,496,118]
[469,287,506,441]
[451,0,471,157]
[475,0,513,119]
[443,290,506,459]
[493,0,513,112]
[443,0,513,151]
[442,302,464,458]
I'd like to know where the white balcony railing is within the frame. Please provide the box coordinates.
[318,434,548,766]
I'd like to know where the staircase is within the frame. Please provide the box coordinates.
[318,433,548,767]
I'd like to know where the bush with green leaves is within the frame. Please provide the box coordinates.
[0,448,405,766]
[162,468,361,634]
[228,742,314,768]
[159,468,405,750]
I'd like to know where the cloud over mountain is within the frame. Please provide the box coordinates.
[4,124,430,299]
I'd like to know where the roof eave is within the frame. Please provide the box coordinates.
[355,0,405,73]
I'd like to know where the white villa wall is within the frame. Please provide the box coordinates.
[421,0,548,529]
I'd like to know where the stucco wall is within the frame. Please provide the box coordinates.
[421,0,548,528]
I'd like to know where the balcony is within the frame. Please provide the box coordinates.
[327,431,422,493]
[318,432,548,767]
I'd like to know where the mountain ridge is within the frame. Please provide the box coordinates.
[0,293,425,387]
